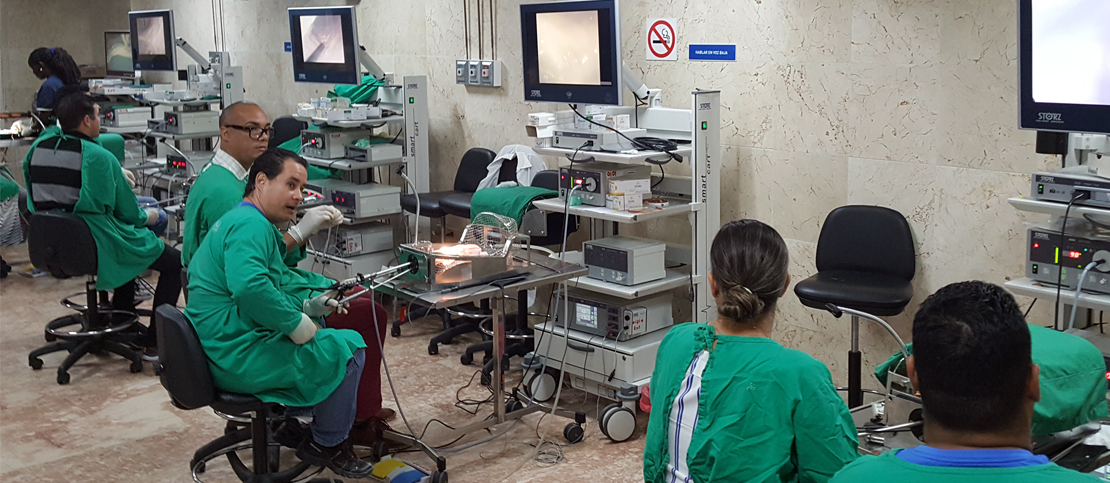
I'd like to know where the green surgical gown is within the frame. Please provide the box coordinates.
[644,323,860,483]
[181,163,333,302]
[829,450,1099,482]
[184,204,365,407]
[23,131,163,290]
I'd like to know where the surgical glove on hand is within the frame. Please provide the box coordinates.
[122,168,137,189]
[288,205,345,244]
[289,313,319,345]
[303,290,342,317]
[144,208,161,226]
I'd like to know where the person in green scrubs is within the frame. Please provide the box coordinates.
[24,93,181,358]
[644,220,859,483]
[185,150,372,478]
[182,103,398,446]
[830,281,1099,483]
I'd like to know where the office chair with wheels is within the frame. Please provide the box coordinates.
[401,147,496,242]
[793,205,915,409]
[26,212,144,384]
[154,304,331,483]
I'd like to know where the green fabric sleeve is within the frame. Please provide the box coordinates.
[223,220,304,336]
[96,133,126,164]
[792,367,861,483]
[283,243,308,267]
[77,145,146,227]
[0,175,19,201]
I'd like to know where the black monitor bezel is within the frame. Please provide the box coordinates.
[128,10,176,72]
[104,30,134,78]
[521,0,622,106]
[288,6,360,85]
[1018,0,1110,135]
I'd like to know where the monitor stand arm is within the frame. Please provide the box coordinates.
[622,63,662,107]
[175,38,211,71]
[359,47,389,83]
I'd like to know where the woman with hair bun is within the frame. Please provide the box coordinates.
[643,220,858,483]
[27,47,83,111]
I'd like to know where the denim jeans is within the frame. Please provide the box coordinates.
[136,196,167,237]
[287,348,365,447]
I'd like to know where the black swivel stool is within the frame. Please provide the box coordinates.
[793,205,915,408]
[155,305,330,483]
[26,212,144,384]
[269,116,309,149]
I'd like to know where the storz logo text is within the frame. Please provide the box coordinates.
[1033,232,1051,240]
[698,103,711,111]
[530,90,541,97]
[1037,112,1063,123]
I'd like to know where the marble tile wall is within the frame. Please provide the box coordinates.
[0,0,132,113]
[3,0,1050,389]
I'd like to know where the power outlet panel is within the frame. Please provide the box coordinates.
[455,59,502,87]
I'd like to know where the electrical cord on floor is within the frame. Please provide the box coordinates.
[1055,192,1088,330]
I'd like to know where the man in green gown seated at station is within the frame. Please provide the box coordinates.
[185,151,372,478]
[831,281,1102,483]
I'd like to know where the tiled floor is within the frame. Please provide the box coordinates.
[0,244,648,482]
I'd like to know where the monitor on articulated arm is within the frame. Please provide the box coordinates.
[128,9,176,72]
[288,6,361,85]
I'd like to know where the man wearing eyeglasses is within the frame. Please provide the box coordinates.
[182,102,399,448]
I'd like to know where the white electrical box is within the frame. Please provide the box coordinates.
[456,59,502,87]
[329,181,402,219]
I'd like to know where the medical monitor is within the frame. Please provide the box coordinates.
[105,31,134,77]
[1019,0,1110,135]
[128,9,176,72]
[521,0,622,106]
[288,6,360,85]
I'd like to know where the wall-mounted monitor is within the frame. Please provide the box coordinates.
[129,9,176,72]
[104,31,134,77]
[1019,0,1110,135]
[521,0,622,106]
[288,6,360,85]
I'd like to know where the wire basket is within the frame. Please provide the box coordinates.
[458,212,521,258]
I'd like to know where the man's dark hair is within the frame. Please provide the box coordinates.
[244,148,308,197]
[55,93,97,131]
[913,281,1032,432]
[219,101,261,126]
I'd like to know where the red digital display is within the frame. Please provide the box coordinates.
[1068,251,1082,259]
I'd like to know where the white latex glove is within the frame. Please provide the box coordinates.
[289,313,319,344]
[144,207,160,226]
[303,289,343,317]
[288,205,344,244]
[122,168,137,188]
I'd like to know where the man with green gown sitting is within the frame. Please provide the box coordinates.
[831,281,1102,483]
[24,93,181,359]
[185,150,372,478]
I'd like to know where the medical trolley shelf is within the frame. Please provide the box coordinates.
[1008,197,1110,220]
[557,250,692,300]
[301,153,404,172]
[533,145,693,166]
[147,130,221,141]
[292,114,407,129]
[1004,278,1110,314]
[531,198,692,224]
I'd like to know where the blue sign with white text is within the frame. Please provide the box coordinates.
[284,42,292,52]
[689,44,736,61]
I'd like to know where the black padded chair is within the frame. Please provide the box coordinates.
[155,304,325,483]
[269,116,309,149]
[794,205,915,408]
[26,212,144,384]
[401,148,496,240]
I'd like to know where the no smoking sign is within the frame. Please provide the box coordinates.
[646,18,677,61]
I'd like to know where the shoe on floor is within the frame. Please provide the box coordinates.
[141,346,158,362]
[350,416,405,449]
[273,418,310,449]
[296,437,372,479]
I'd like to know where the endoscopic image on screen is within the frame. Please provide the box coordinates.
[535,10,601,85]
[107,34,132,72]
[1032,0,1110,105]
[136,17,166,56]
[300,15,345,64]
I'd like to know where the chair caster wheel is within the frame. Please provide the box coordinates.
[430,470,449,483]
[505,399,524,413]
[29,357,43,370]
[428,344,439,355]
[563,423,584,444]
[130,361,144,373]
[460,353,473,365]
[194,461,206,473]
[44,333,56,342]
[57,371,70,385]
[370,440,387,462]
[391,325,401,337]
